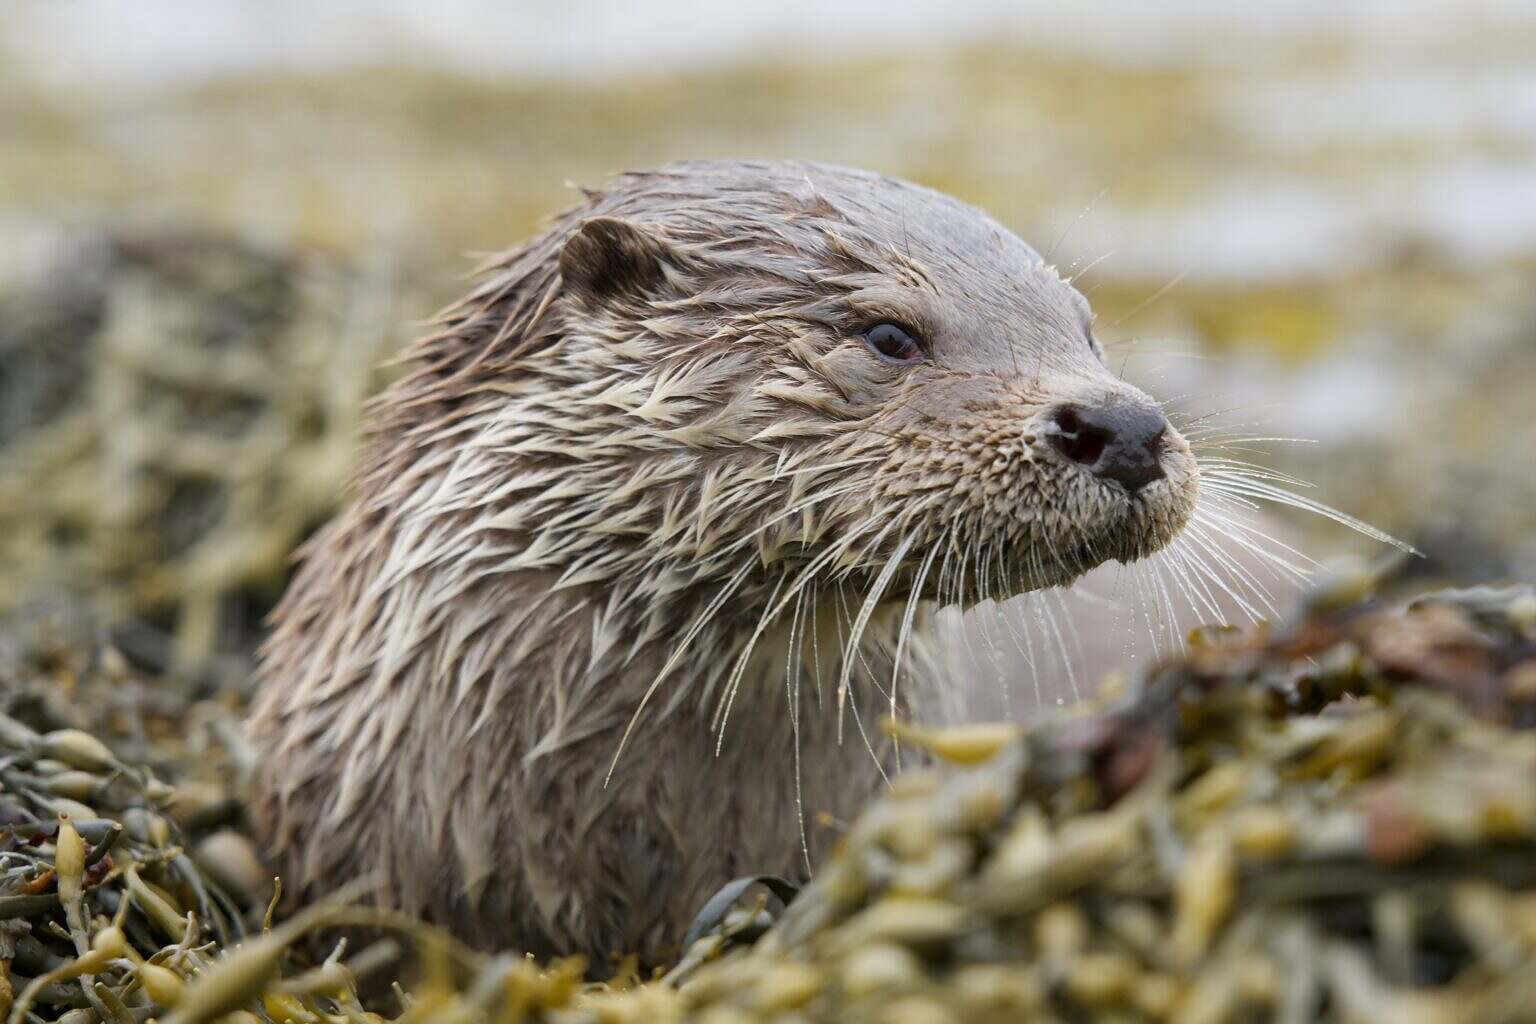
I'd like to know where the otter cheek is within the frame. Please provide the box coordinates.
[814,345,898,411]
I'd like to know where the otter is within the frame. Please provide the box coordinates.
[249,160,1199,963]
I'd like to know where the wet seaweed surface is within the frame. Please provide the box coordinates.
[2,579,1535,1022]
[0,230,408,676]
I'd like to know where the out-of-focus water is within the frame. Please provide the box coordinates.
[11,1,1536,81]
[10,2,1536,284]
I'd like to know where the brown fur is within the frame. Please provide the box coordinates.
[248,161,1198,963]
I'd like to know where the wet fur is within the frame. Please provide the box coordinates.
[248,161,1198,962]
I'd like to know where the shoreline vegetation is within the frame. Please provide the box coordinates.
[2,575,1535,1021]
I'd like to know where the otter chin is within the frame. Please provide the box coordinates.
[249,160,1198,963]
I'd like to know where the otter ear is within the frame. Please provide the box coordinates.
[559,217,671,305]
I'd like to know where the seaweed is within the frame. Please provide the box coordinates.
[2,579,1535,1020]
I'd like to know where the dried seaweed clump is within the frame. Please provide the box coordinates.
[0,602,678,1024]
[4,584,1536,1023]
[0,230,408,669]
[669,583,1536,1023]
[0,697,545,1024]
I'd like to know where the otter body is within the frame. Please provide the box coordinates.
[249,161,1198,961]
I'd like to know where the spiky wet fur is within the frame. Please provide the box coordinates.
[249,160,1199,962]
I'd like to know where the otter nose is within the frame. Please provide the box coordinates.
[1047,403,1168,494]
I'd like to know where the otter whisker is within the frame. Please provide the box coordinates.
[831,586,891,785]
[787,581,810,694]
[1159,538,1226,624]
[1190,440,1310,460]
[605,558,754,786]
[1187,546,1279,623]
[1048,588,1089,694]
[727,544,851,723]
[1151,391,1197,412]
[1145,552,1187,656]
[1185,506,1296,580]
[1187,537,1284,625]
[1187,425,1319,443]
[1190,435,1320,452]
[843,679,888,786]
[968,584,1006,700]
[1024,546,1045,607]
[809,585,825,708]
[1106,267,1190,329]
[830,514,905,588]
[1017,596,1045,711]
[1204,487,1263,514]
[1126,551,1178,660]
[786,582,811,874]
[1118,564,1155,669]
[1044,591,1084,696]
[1039,527,1089,594]
[836,533,916,744]
[1194,499,1317,580]
[848,610,895,706]
[1106,565,1139,670]
[1180,520,1282,621]
[1045,185,1111,264]
[1103,341,1213,364]
[1123,561,1160,660]
[935,534,959,611]
[953,533,975,608]
[1136,561,1166,658]
[1195,457,1317,491]
[712,572,789,752]
[1067,249,1116,285]
[989,542,1016,721]
[977,538,994,606]
[1202,472,1417,554]
[1033,589,1082,702]
[1145,548,1196,641]
[1172,538,1241,624]
[996,561,1048,712]
[1175,527,1272,627]
[891,542,941,769]
[1175,409,1274,435]
[1008,548,1058,700]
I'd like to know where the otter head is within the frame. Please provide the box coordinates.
[527,162,1197,615]
[252,161,1208,957]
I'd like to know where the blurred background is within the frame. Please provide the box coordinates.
[3,0,1535,701]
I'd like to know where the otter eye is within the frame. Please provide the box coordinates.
[862,323,926,364]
